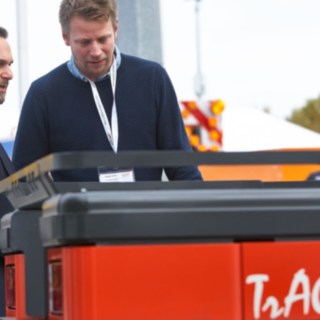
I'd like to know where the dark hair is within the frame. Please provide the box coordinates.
[0,26,8,39]
[59,0,118,35]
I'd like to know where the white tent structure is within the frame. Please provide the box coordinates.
[221,107,320,152]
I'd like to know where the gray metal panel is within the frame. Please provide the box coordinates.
[39,188,320,246]
[117,0,163,64]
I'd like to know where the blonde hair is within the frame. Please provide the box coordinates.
[59,0,118,34]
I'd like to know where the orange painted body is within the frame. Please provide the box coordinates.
[242,241,320,320]
[7,240,320,319]
[48,243,242,320]
[4,254,36,319]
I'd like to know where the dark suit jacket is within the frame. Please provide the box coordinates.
[0,144,14,218]
[0,143,15,316]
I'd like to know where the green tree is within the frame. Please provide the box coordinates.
[287,96,320,133]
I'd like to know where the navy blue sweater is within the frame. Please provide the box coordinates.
[13,54,202,181]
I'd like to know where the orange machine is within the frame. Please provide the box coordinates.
[2,150,320,320]
[39,186,320,320]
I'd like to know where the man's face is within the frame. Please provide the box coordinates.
[0,37,13,104]
[63,17,118,82]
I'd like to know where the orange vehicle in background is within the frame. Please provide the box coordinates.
[199,148,320,182]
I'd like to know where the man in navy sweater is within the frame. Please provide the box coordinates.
[12,0,202,182]
[0,26,15,316]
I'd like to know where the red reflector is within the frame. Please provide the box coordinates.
[6,264,16,309]
[49,260,63,315]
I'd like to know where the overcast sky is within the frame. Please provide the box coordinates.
[1,0,320,139]
[161,0,320,119]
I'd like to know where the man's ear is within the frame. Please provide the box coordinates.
[114,19,119,39]
[62,31,70,46]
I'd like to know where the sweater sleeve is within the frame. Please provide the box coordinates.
[12,81,50,170]
[155,66,203,181]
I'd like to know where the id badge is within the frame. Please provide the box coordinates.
[98,167,135,183]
